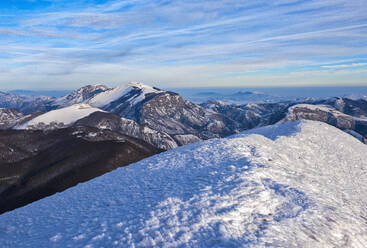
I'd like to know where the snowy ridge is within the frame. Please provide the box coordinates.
[88,82,163,108]
[281,104,352,122]
[1,120,367,247]
[288,104,349,116]
[17,104,103,129]
[286,102,367,121]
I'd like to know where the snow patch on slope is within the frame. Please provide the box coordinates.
[18,104,103,129]
[1,120,367,247]
[88,85,132,108]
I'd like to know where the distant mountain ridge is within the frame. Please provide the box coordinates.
[0,91,53,114]
[7,90,71,97]
[186,89,286,103]
[9,83,241,148]
[2,82,367,146]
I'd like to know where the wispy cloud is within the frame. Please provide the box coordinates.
[322,63,367,69]
[0,0,366,89]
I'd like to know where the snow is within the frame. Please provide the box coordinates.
[0,108,24,127]
[87,132,98,137]
[289,104,338,113]
[284,103,367,121]
[128,82,163,105]
[52,84,109,108]
[88,85,132,108]
[88,82,163,108]
[1,120,367,247]
[280,104,349,123]
[344,93,367,101]
[17,104,103,129]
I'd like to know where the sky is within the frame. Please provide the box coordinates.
[0,0,367,89]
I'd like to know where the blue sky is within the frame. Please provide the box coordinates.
[0,0,367,89]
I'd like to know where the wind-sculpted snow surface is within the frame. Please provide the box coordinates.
[1,121,367,247]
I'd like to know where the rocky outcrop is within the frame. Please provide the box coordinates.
[0,126,162,214]
[173,134,202,146]
[75,111,178,150]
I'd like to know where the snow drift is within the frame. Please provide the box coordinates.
[1,120,367,247]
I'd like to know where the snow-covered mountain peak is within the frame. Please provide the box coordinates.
[2,120,366,247]
[126,81,151,89]
[88,82,163,108]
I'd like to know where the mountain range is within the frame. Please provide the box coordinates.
[1,82,367,214]
[2,82,367,145]
[181,89,288,104]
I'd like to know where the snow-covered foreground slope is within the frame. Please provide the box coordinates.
[1,120,367,247]
[17,104,103,129]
